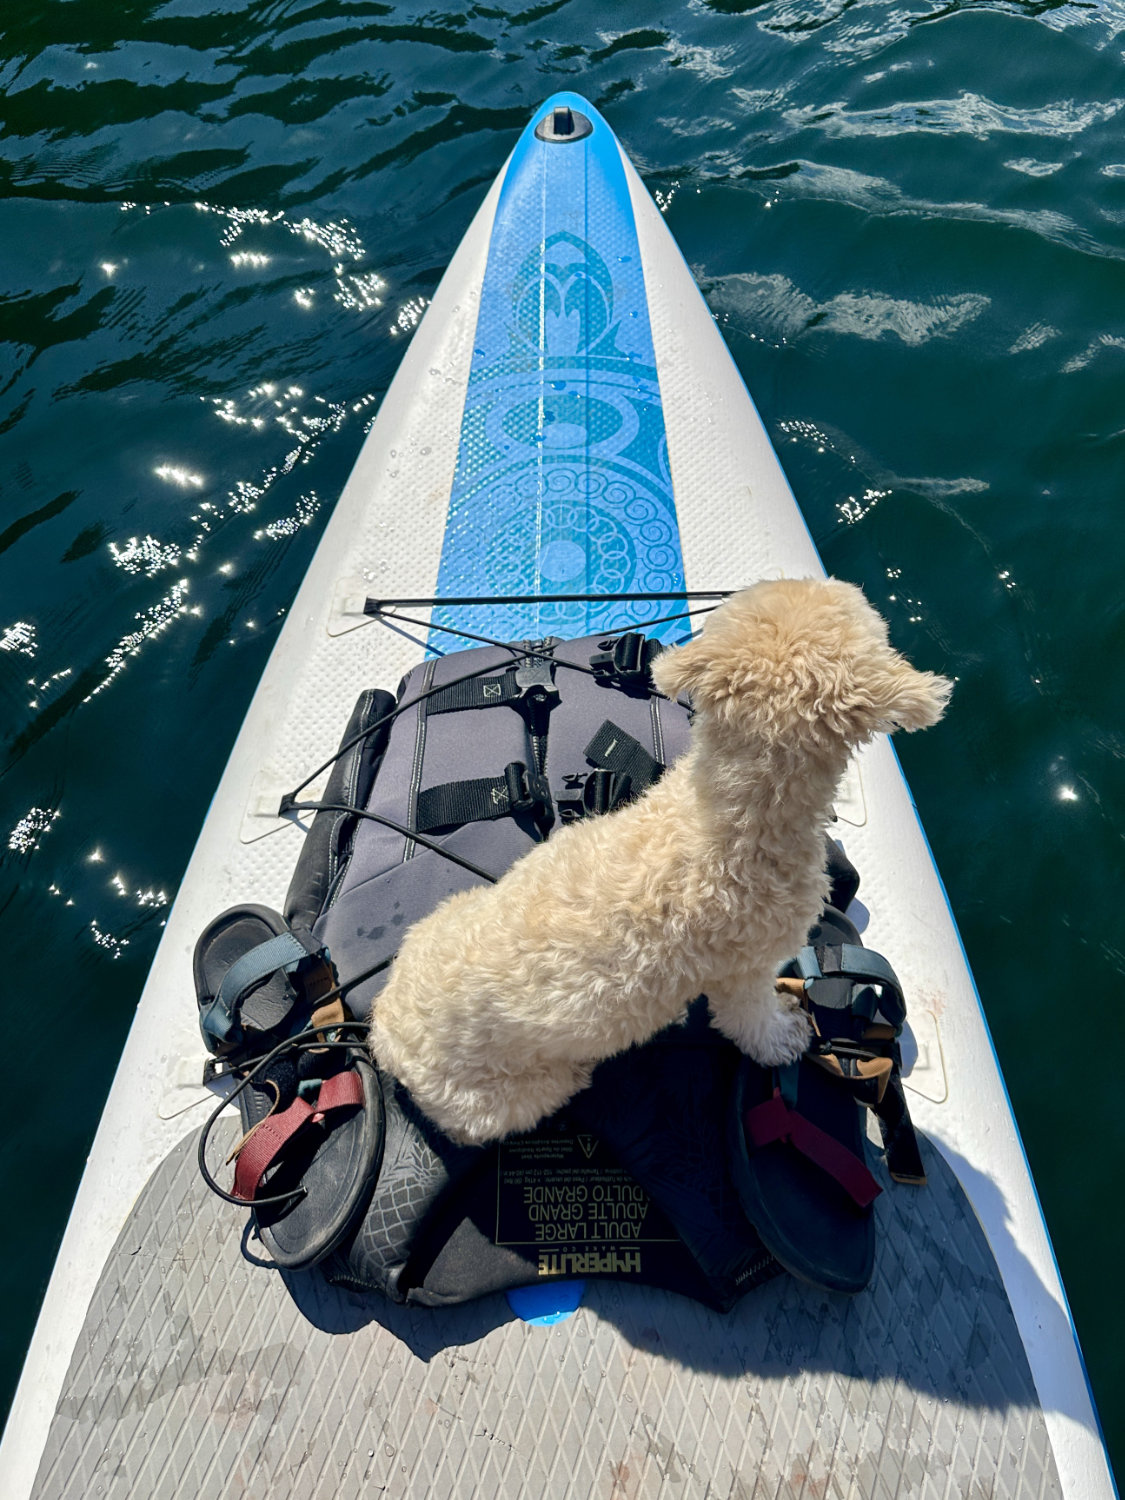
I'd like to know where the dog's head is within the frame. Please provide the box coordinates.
[650,578,952,749]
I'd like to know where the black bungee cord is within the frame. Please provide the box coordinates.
[277,802,502,884]
[198,1031,370,1209]
[281,594,721,809]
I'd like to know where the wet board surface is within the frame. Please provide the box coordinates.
[2,93,1114,1500]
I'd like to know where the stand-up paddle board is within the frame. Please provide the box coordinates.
[0,93,1115,1500]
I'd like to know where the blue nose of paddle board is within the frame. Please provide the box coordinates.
[432,92,687,651]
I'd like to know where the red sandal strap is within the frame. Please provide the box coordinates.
[233,1069,364,1202]
[744,1093,882,1209]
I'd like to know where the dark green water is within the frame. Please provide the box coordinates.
[1,0,1122,1477]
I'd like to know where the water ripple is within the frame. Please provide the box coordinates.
[785,93,1122,140]
[707,270,989,345]
[763,159,1119,260]
[756,0,1101,56]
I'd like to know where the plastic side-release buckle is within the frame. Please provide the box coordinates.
[504,761,554,836]
[557,768,628,823]
[513,652,561,736]
[590,633,663,693]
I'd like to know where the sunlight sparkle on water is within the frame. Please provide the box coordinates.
[27,665,73,710]
[838,487,890,525]
[7,808,59,854]
[334,271,387,311]
[84,582,191,702]
[155,464,204,489]
[109,536,182,576]
[654,181,680,214]
[90,921,129,959]
[391,297,429,336]
[1,621,37,656]
[256,490,321,540]
[288,216,363,260]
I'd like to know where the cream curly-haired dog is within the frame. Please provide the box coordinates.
[369,578,951,1145]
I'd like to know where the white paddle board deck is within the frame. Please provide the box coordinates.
[1,93,1114,1500]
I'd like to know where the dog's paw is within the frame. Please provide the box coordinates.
[743,995,813,1068]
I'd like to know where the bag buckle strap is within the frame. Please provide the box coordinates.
[583,720,664,802]
[590,633,663,692]
[504,761,554,834]
[557,768,626,823]
[513,650,560,736]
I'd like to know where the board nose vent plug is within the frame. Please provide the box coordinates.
[535,104,593,143]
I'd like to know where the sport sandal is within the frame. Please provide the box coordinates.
[729,906,916,1294]
[195,904,385,1270]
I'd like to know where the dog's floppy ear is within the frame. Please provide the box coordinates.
[650,637,717,706]
[848,655,953,736]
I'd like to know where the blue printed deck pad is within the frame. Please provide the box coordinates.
[433,92,687,648]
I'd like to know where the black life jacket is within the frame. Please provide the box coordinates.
[281,631,864,1310]
[285,631,691,1021]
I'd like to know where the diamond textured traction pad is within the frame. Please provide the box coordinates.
[32,1124,1061,1499]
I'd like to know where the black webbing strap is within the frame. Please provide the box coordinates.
[871,1059,927,1185]
[415,761,553,836]
[426,652,560,739]
[585,720,665,800]
[792,944,907,1030]
[786,932,925,1186]
[427,670,522,714]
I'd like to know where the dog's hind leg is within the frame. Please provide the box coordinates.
[706,982,812,1067]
